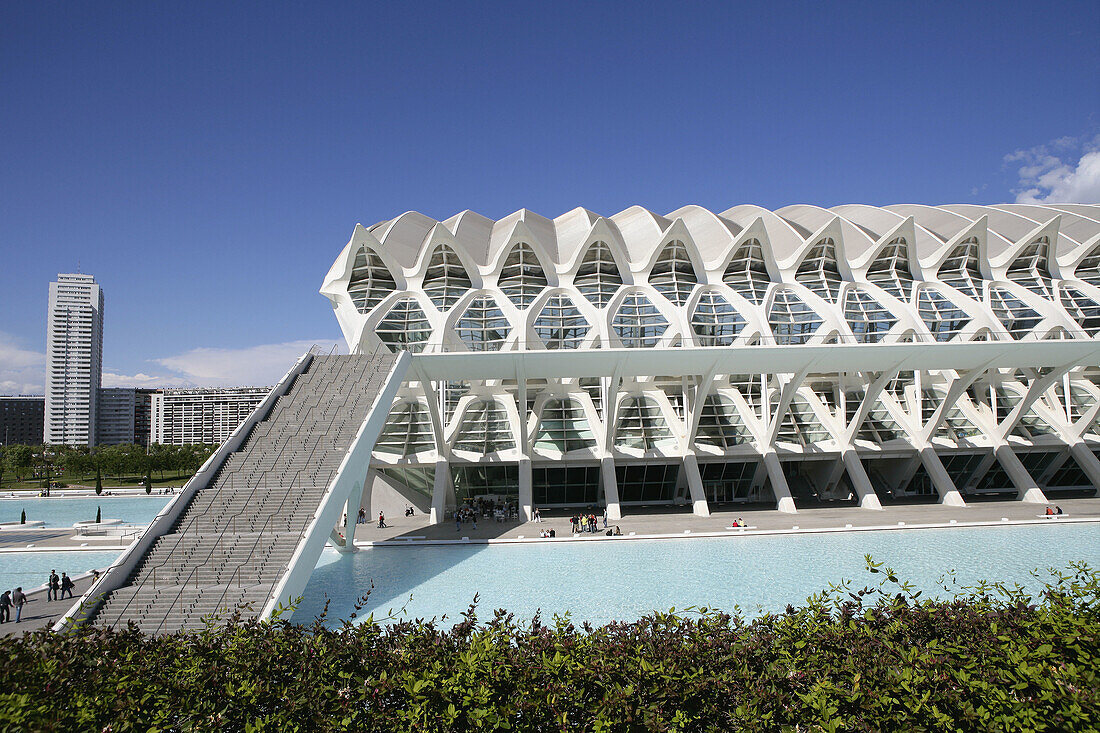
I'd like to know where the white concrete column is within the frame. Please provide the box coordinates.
[429,459,452,525]
[600,456,622,521]
[682,454,710,517]
[337,479,364,553]
[841,450,882,510]
[1069,441,1100,488]
[762,450,797,513]
[918,446,967,507]
[994,444,1048,504]
[518,458,533,521]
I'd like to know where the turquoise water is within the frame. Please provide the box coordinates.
[0,496,173,528]
[0,551,121,592]
[295,523,1100,627]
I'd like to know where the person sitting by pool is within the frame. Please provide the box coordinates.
[731,519,740,527]
[1045,506,1055,515]
[1056,505,1064,515]
[613,526,622,536]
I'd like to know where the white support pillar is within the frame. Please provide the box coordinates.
[682,454,710,517]
[994,444,1048,504]
[600,456,622,521]
[762,450,797,513]
[518,458,533,521]
[336,479,364,553]
[842,450,882,510]
[429,459,452,525]
[1069,441,1100,488]
[918,446,967,507]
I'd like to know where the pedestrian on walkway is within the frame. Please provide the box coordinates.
[378,511,387,529]
[12,588,26,623]
[0,590,10,623]
[60,573,74,600]
[358,508,366,524]
[48,570,59,602]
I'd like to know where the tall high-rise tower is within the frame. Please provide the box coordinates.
[44,273,104,445]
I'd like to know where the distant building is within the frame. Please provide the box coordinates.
[45,273,104,446]
[0,396,45,446]
[149,387,269,445]
[96,387,136,445]
[134,388,156,446]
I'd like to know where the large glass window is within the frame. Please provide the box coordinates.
[532,465,601,506]
[768,289,822,345]
[1075,244,1100,288]
[843,288,896,343]
[775,394,829,445]
[453,465,518,503]
[796,238,842,302]
[722,239,770,304]
[375,401,434,456]
[534,399,596,453]
[616,464,679,503]
[937,238,982,300]
[612,291,668,347]
[614,396,674,451]
[699,461,759,503]
[690,290,745,346]
[422,244,472,311]
[347,246,396,313]
[455,295,511,351]
[574,241,622,307]
[988,286,1041,339]
[649,240,698,305]
[916,286,970,341]
[498,243,546,308]
[694,395,750,449]
[453,400,515,453]
[375,297,432,352]
[1006,237,1053,299]
[1059,284,1100,336]
[534,293,589,349]
[866,237,913,301]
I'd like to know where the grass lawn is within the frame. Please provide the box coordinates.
[0,470,195,491]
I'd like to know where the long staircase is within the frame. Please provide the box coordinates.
[93,353,399,634]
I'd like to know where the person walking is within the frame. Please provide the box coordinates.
[358,508,366,524]
[377,511,387,529]
[60,573,74,600]
[0,590,10,623]
[603,508,608,528]
[48,570,59,602]
[12,587,26,623]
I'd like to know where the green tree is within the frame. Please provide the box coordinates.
[7,444,32,481]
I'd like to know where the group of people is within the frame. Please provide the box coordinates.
[1044,506,1065,515]
[455,505,478,530]
[570,512,607,534]
[0,568,78,625]
[730,517,747,527]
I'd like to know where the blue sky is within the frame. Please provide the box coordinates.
[1,0,1098,392]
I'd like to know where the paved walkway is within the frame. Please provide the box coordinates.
[347,497,1100,544]
[0,574,97,638]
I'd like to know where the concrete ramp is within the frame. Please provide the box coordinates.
[84,351,408,634]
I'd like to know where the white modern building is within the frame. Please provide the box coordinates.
[320,204,1100,521]
[45,273,104,446]
[150,387,270,445]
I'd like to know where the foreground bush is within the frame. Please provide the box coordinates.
[0,562,1097,731]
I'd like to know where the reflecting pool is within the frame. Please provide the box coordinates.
[296,523,1100,627]
[0,551,121,592]
[0,496,173,528]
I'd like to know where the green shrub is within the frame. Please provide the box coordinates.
[0,562,1097,731]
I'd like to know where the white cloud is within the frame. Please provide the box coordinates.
[0,332,343,394]
[1006,135,1100,204]
[0,331,46,394]
[155,339,343,388]
[101,371,194,389]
